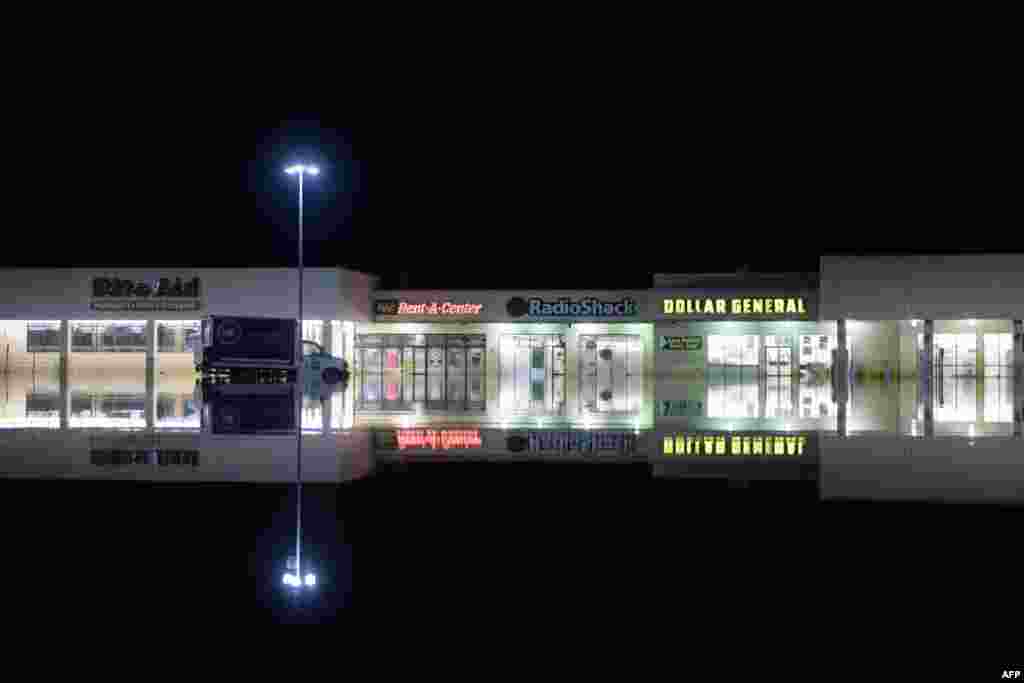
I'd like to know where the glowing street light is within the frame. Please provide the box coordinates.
[285,162,320,592]
[283,558,318,589]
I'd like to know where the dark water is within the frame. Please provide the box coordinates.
[1,373,1022,618]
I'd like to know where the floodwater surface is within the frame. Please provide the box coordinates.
[1,367,1021,616]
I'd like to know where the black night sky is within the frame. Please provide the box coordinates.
[5,67,1018,289]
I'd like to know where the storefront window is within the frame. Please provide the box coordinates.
[706,382,758,418]
[764,379,796,418]
[934,379,977,422]
[500,335,566,416]
[158,321,200,353]
[799,335,835,366]
[578,335,642,415]
[25,392,60,417]
[72,323,97,351]
[355,334,486,412]
[707,335,759,366]
[983,376,1014,423]
[983,334,1013,377]
[935,334,977,378]
[302,320,324,347]
[26,322,61,352]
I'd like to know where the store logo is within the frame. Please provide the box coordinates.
[663,297,807,316]
[93,277,201,298]
[507,296,638,318]
[376,299,482,316]
[660,336,702,351]
[91,276,202,311]
[90,449,200,466]
[507,431,638,453]
[396,429,482,450]
[662,434,808,456]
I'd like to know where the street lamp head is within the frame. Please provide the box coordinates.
[285,164,319,176]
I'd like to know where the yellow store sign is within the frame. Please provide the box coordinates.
[663,297,807,316]
[662,434,808,456]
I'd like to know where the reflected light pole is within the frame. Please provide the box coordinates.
[285,163,319,591]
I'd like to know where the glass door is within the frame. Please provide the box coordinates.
[764,343,794,418]
[499,335,565,415]
[765,347,791,377]
[935,334,977,378]
[446,346,467,404]
[984,334,1013,378]
[579,335,642,415]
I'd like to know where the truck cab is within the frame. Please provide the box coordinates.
[303,340,349,385]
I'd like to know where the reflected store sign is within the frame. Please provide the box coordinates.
[506,296,638,318]
[90,449,200,467]
[507,431,638,454]
[91,276,202,312]
[395,429,482,450]
[659,400,703,417]
[375,300,483,316]
[663,297,807,316]
[662,434,808,456]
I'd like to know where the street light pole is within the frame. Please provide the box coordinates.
[297,169,303,584]
[285,163,318,590]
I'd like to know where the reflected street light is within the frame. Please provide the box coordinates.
[285,163,319,592]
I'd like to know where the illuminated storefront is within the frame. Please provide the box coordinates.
[1,259,1021,435]
[355,290,655,427]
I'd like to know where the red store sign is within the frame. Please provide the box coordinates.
[396,429,483,450]
[376,299,483,316]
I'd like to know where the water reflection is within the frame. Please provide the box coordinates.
[1,366,1020,439]
[0,366,1021,502]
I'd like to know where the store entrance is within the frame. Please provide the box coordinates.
[355,333,486,412]
[498,334,566,415]
[579,335,643,415]
[764,346,792,378]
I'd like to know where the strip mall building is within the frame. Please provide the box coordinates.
[1,255,1022,432]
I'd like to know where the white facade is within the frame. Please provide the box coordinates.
[820,254,1024,320]
[0,267,377,322]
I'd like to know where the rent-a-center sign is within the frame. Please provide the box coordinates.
[375,300,483,316]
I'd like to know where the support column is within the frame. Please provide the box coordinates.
[1014,320,1023,381]
[1015,320,1023,438]
[322,320,335,358]
[922,320,934,437]
[322,393,331,435]
[790,372,800,419]
[1015,381,1023,439]
[60,320,71,429]
[145,320,158,429]
[834,319,849,437]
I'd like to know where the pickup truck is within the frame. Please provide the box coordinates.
[192,316,348,384]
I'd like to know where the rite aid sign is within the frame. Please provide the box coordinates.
[91,276,202,312]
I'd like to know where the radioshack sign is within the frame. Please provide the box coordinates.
[506,296,638,318]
